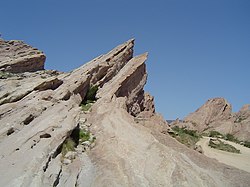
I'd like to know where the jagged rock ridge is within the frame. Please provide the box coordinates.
[0,39,250,187]
[173,97,250,141]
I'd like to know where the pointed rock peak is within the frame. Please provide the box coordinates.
[206,97,230,104]
[126,38,135,44]
[106,38,135,55]
[134,52,148,60]
[239,104,250,112]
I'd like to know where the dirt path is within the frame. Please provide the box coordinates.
[196,137,250,173]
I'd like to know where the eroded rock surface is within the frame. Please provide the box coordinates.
[0,39,250,187]
[0,40,45,73]
[173,98,250,141]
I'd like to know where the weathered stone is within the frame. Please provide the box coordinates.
[64,151,77,160]
[0,40,46,73]
[173,98,250,141]
[194,145,203,154]
[0,39,249,187]
[62,158,72,165]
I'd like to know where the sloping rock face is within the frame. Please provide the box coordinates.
[0,39,45,73]
[233,104,250,140]
[0,39,250,187]
[173,98,250,141]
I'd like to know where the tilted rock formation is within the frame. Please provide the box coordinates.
[0,39,45,73]
[173,98,250,141]
[0,39,250,187]
[233,104,250,141]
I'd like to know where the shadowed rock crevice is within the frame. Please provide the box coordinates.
[34,78,63,91]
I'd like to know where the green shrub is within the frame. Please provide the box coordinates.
[80,103,92,111]
[209,131,224,138]
[225,133,240,143]
[79,129,90,142]
[0,71,12,79]
[84,85,98,103]
[80,85,98,111]
[170,126,201,148]
[209,139,240,154]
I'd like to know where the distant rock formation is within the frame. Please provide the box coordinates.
[173,98,250,141]
[0,39,249,186]
[0,40,45,73]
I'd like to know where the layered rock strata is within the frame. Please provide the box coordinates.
[173,98,250,141]
[0,39,250,187]
[0,40,45,73]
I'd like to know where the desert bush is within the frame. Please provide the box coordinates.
[209,139,240,154]
[170,126,201,148]
[81,85,98,111]
[84,85,98,103]
[209,131,224,138]
[0,71,12,79]
[79,129,90,142]
[225,133,240,144]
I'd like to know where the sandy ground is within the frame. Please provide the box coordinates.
[196,137,250,173]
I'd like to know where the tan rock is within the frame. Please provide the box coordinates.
[173,98,250,141]
[0,39,249,187]
[0,40,45,73]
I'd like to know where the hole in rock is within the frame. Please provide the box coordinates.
[23,114,34,125]
[7,127,15,136]
[40,133,52,139]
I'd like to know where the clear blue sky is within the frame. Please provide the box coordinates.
[1,0,249,119]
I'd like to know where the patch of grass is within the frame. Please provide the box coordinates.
[209,139,240,154]
[80,103,92,111]
[80,85,98,112]
[209,130,224,138]
[225,133,240,144]
[61,138,76,157]
[170,126,201,148]
[84,85,98,103]
[0,71,12,79]
[79,129,90,142]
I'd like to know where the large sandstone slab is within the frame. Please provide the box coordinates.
[0,39,45,73]
[0,39,250,187]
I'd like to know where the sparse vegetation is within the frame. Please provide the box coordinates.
[79,129,90,142]
[234,116,247,123]
[170,126,201,148]
[61,138,76,156]
[81,102,92,111]
[225,133,240,144]
[84,85,98,103]
[209,130,224,138]
[208,139,240,154]
[80,85,98,111]
[61,127,94,157]
[0,71,12,79]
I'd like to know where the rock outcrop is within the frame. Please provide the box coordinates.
[0,40,45,73]
[173,98,250,141]
[0,39,250,187]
